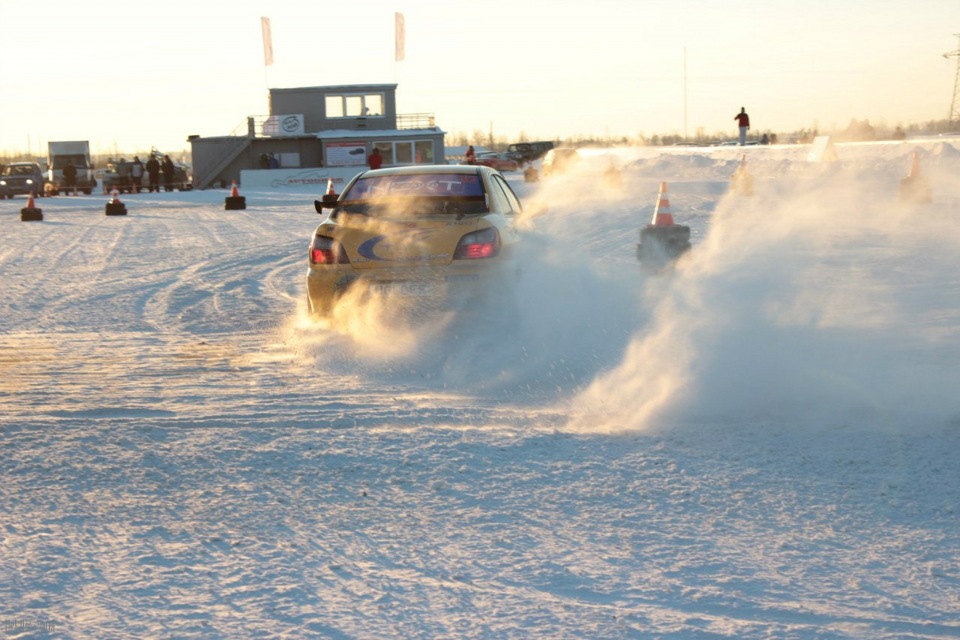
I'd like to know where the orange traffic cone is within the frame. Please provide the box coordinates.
[20,191,43,221]
[225,179,246,210]
[899,151,931,203]
[907,151,921,179]
[651,181,674,226]
[326,178,336,196]
[638,181,690,268]
[106,189,127,216]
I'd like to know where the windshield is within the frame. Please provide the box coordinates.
[341,173,488,216]
[347,173,484,199]
[3,165,36,176]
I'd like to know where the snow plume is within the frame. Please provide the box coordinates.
[291,161,651,398]
[294,288,457,363]
[571,163,960,433]
[293,244,641,401]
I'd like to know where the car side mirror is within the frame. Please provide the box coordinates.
[315,194,339,213]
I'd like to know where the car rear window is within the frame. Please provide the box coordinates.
[346,173,485,200]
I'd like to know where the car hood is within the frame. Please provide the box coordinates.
[320,214,486,269]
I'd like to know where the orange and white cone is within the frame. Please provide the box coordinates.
[899,150,932,203]
[20,190,43,220]
[651,181,674,226]
[906,151,921,179]
[224,179,246,210]
[105,187,127,215]
[326,178,336,196]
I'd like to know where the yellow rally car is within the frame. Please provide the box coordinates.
[306,165,524,317]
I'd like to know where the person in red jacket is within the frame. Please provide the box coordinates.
[368,147,383,169]
[734,107,750,146]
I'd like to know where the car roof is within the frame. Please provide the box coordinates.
[358,164,495,178]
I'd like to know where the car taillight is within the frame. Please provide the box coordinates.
[454,227,500,260]
[310,235,349,265]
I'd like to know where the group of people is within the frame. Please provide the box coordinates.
[259,153,280,169]
[114,154,178,192]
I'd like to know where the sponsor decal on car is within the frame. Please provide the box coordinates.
[356,229,448,262]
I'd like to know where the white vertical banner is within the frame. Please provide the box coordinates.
[261,17,274,67]
[395,12,405,62]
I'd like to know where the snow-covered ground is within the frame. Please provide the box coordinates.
[2,140,960,639]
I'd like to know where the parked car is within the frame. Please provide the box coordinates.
[0,162,46,198]
[540,148,580,177]
[306,165,524,317]
[472,152,520,172]
[506,141,555,164]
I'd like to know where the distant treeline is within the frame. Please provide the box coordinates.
[446,117,960,151]
[4,118,958,165]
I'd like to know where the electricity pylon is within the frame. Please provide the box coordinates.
[944,33,960,125]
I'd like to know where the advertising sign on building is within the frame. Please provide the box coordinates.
[326,141,368,166]
[262,114,305,137]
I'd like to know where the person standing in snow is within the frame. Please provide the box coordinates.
[146,155,161,192]
[368,147,383,169]
[161,155,176,191]
[117,158,131,190]
[734,107,750,146]
[130,156,145,192]
[62,160,78,193]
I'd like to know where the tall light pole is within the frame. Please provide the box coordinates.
[683,47,688,140]
[944,33,960,126]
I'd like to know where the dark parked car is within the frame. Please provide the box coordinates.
[506,141,555,164]
[0,162,46,198]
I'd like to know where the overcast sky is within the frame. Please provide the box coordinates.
[2,0,958,157]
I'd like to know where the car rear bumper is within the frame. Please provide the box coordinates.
[306,255,514,315]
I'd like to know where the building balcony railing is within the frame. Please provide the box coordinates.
[226,113,437,138]
[396,113,436,130]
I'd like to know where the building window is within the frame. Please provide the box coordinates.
[373,143,393,165]
[325,96,343,118]
[326,93,384,118]
[396,142,413,164]
[415,141,434,163]
[371,140,434,166]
